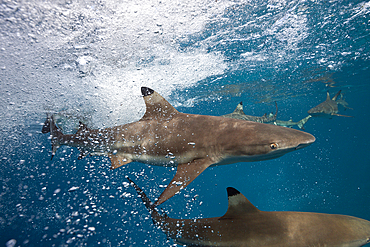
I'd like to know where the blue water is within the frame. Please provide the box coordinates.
[1,0,370,246]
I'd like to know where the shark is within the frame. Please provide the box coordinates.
[308,90,353,118]
[271,115,312,130]
[42,87,315,205]
[221,101,278,123]
[222,101,311,129]
[127,177,370,247]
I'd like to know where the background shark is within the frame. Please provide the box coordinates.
[221,101,277,123]
[128,177,370,247]
[222,102,311,129]
[271,115,312,130]
[42,87,315,205]
[308,90,353,118]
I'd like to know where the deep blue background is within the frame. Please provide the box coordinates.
[1,0,370,246]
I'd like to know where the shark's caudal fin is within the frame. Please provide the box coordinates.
[126,176,166,224]
[126,176,155,212]
[75,121,93,160]
[332,90,341,101]
[297,115,312,130]
[331,90,353,117]
[219,187,261,220]
[41,115,63,160]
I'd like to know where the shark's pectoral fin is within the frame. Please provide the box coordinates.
[109,154,132,170]
[154,157,213,206]
[332,113,353,118]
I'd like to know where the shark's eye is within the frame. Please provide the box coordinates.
[270,143,278,150]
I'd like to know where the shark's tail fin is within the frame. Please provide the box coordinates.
[272,101,278,121]
[42,114,63,159]
[332,90,342,101]
[126,176,154,211]
[297,115,312,130]
[126,176,167,225]
[337,94,353,110]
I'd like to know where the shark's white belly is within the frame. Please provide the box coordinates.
[116,151,200,167]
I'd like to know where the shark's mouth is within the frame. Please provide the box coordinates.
[295,142,313,150]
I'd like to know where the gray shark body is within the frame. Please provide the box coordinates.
[308,90,353,118]
[128,177,370,247]
[221,101,278,123]
[42,87,315,205]
[271,115,312,130]
[223,102,311,129]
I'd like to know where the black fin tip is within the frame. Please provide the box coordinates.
[41,119,51,134]
[141,87,154,97]
[227,187,240,197]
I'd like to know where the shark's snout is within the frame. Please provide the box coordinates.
[307,108,318,114]
[295,133,315,150]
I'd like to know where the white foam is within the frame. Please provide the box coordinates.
[0,0,233,131]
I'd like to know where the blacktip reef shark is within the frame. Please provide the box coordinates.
[223,101,312,129]
[127,177,370,247]
[42,87,315,205]
[221,101,278,123]
[308,90,353,118]
[271,115,312,130]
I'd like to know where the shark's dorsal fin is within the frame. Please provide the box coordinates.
[233,102,245,115]
[326,91,331,101]
[140,87,179,120]
[220,187,260,219]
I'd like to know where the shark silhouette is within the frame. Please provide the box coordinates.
[223,102,311,129]
[308,90,353,118]
[221,101,278,123]
[271,115,312,130]
[127,177,370,247]
[42,87,315,205]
